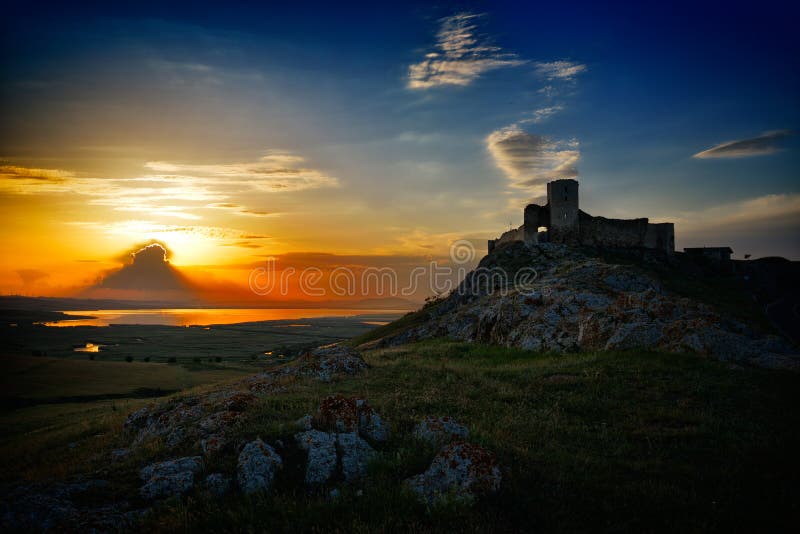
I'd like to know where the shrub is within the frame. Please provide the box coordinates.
[167,357,177,364]
[215,356,222,363]
[125,356,133,363]
[193,357,201,363]
[143,356,151,362]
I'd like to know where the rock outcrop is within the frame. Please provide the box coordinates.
[139,456,204,500]
[406,441,502,505]
[378,242,798,370]
[237,439,283,495]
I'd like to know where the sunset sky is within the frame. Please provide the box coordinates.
[1,1,798,300]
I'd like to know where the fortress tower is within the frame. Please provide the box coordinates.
[546,179,580,244]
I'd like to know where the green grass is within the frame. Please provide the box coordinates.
[0,355,255,401]
[4,340,798,532]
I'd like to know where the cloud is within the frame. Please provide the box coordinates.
[408,13,526,89]
[0,165,74,181]
[692,130,793,159]
[144,152,338,192]
[673,193,800,259]
[0,151,334,220]
[486,125,580,191]
[520,105,564,124]
[534,60,587,81]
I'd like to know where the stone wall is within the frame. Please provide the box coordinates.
[578,211,649,248]
[644,223,675,254]
[488,225,525,252]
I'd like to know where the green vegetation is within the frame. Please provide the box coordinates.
[3,340,798,532]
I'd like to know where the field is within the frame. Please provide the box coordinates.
[3,339,799,532]
[0,313,399,482]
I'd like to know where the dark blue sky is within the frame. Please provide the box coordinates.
[1,0,798,261]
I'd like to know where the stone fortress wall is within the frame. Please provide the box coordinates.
[489,179,675,254]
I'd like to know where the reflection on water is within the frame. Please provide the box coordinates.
[362,321,390,326]
[43,308,410,327]
[74,342,102,352]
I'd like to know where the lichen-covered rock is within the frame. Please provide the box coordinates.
[295,430,337,485]
[302,344,368,381]
[336,432,376,481]
[237,439,282,494]
[139,456,203,482]
[205,473,231,497]
[357,399,390,442]
[405,442,501,505]
[125,398,206,447]
[413,416,469,446]
[317,395,390,442]
[199,411,242,433]
[200,434,226,456]
[140,471,194,500]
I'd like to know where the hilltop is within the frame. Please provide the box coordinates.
[359,241,799,371]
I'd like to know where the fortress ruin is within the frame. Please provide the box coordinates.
[489,179,675,254]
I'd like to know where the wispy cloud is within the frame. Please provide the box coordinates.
[0,152,335,221]
[0,165,75,189]
[408,13,526,89]
[486,124,580,192]
[692,130,793,159]
[144,152,338,192]
[520,105,565,124]
[534,60,587,81]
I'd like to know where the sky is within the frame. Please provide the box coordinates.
[1,0,798,301]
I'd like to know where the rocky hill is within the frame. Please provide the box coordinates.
[366,242,799,371]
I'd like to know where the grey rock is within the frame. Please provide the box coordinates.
[237,439,282,494]
[140,471,194,500]
[405,442,501,505]
[295,430,337,486]
[336,432,376,481]
[139,456,203,482]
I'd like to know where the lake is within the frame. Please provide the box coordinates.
[42,308,408,327]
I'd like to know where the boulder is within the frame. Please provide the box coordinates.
[237,439,282,494]
[295,430,337,485]
[336,432,376,481]
[138,456,203,500]
[405,442,501,505]
[139,456,203,481]
[140,471,194,500]
[317,395,390,442]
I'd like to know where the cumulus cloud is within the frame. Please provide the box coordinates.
[692,130,793,159]
[408,12,526,89]
[534,60,587,81]
[486,125,580,191]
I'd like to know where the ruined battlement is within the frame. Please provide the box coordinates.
[488,179,675,254]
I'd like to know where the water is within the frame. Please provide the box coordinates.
[42,308,409,327]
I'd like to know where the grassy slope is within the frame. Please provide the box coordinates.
[5,341,798,532]
[0,355,253,400]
